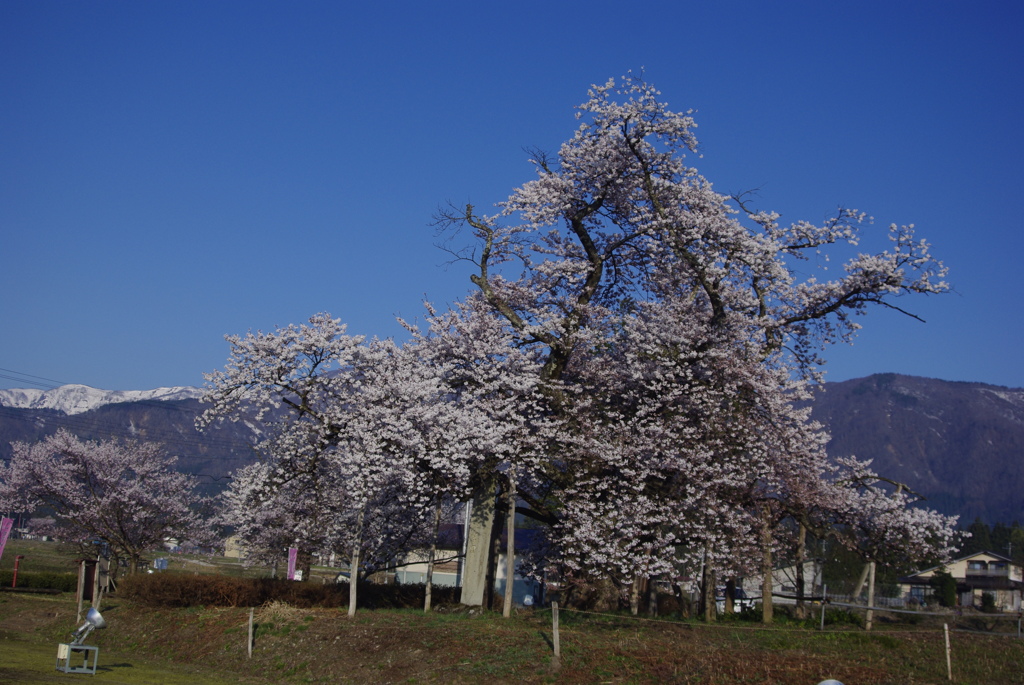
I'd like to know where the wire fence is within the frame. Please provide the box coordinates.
[548,591,1024,640]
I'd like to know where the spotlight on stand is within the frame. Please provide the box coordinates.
[56,607,107,674]
[71,607,107,644]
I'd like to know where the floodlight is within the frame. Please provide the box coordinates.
[70,607,107,645]
[56,607,107,674]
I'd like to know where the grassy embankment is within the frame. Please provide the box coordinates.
[2,539,1024,684]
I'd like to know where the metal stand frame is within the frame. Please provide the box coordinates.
[56,643,100,674]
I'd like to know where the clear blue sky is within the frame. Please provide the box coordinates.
[2,1,1022,391]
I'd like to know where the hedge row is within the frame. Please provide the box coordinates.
[0,570,79,592]
[117,572,460,609]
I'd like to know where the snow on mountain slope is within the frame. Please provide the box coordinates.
[0,384,203,415]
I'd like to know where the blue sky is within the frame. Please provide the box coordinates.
[2,1,1022,391]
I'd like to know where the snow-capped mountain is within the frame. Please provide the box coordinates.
[0,384,203,415]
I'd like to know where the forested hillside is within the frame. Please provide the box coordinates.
[810,374,1024,524]
[2,373,1021,523]
[0,398,255,496]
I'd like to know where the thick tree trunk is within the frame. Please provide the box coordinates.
[648,576,658,617]
[460,480,498,607]
[630,577,641,616]
[724,578,736,615]
[852,562,871,600]
[703,569,716,622]
[485,497,505,611]
[761,505,774,625]
[424,500,442,612]
[672,581,690,619]
[701,545,716,622]
[794,523,807,620]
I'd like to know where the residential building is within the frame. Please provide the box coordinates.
[898,551,1023,611]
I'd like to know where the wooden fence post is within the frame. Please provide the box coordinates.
[552,601,561,666]
[76,560,86,624]
[944,623,952,681]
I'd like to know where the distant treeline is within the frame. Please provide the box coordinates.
[958,518,1024,561]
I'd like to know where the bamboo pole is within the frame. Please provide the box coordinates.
[503,476,516,618]
[794,524,807,619]
[348,508,365,618]
[552,601,560,658]
[248,608,254,658]
[820,584,827,631]
[865,562,876,631]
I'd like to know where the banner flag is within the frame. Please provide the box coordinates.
[0,517,13,563]
[287,546,298,581]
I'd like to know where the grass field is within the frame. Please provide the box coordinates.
[3,589,1024,683]
[3,539,1024,683]
[0,538,338,583]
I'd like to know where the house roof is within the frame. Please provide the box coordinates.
[900,550,1018,583]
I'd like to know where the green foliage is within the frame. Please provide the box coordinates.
[980,591,996,613]
[959,517,1024,562]
[963,517,993,554]
[0,570,78,592]
[117,572,460,608]
[930,569,958,607]
[823,607,864,628]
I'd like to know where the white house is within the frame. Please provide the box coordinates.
[899,551,1023,611]
[737,559,823,607]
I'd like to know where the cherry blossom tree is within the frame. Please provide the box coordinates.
[0,429,210,574]
[200,316,423,610]
[199,312,530,612]
[436,73,954,610]
[202,74,958,618]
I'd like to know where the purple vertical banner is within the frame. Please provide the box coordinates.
[287,547,298,581]
[0,517,13,563]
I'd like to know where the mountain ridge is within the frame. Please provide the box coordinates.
[809,373,1024,524]
[1,375,1021,524]
[0,384,203,415]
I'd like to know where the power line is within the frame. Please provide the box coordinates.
[0,367,272,467]
[0,367,68,387]
[0,372,63,389]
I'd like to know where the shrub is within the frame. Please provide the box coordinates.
[117,572,460,609]
[0,570,78,592]
[929,569,957,607]
[823,607,864,627]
